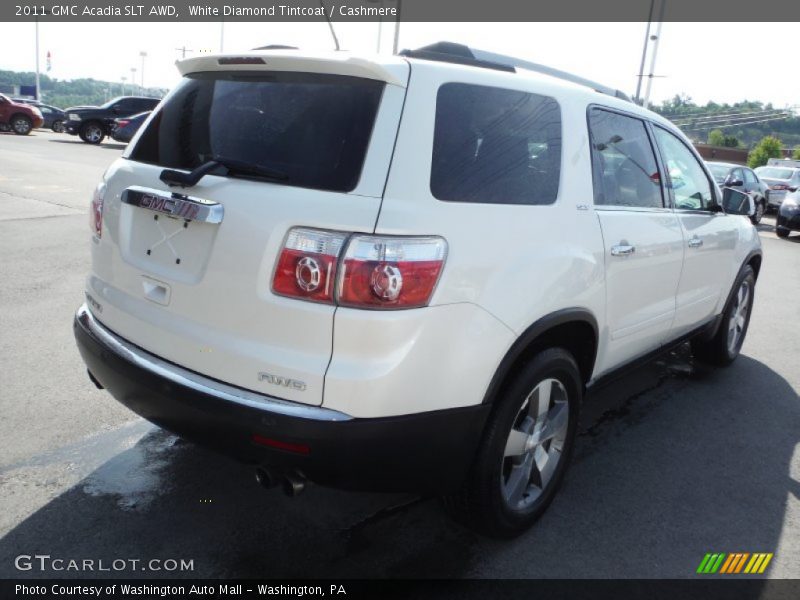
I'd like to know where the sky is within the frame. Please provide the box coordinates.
[0,20,798,109]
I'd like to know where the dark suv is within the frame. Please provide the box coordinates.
[64,96,160,144]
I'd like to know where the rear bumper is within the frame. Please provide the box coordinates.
[776,206,800,231]
[73,304,489,493]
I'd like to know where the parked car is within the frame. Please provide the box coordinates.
[14,100,67,132]
[111,111,150,143]
[706,161,768,224]
[64,96,160,144]
[0,93,43,135]
[73,43,761,538]
[754,165,800,210]
[776,189,800,238]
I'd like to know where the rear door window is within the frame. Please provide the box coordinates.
[430,83,561,205]
[131,72,385,193]
[588,108,664,208]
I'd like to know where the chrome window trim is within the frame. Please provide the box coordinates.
[76,304,353,422]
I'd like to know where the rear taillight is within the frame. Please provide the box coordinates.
[771,184,789,190]
[90,182,106,238]
[271,228,448,309]
[116,120,130,128]
[338,235,447,309]
[272,228,347,304]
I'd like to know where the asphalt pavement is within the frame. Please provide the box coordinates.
[0,130,798,580]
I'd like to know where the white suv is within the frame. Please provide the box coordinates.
[74,42,762,537]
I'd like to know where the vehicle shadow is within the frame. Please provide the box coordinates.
[47,139,126,150]
[0,348,797,579]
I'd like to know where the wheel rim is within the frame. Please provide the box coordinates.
[86,126,101,142]
[755,203,764,221]
[13,119,30,134]
[501,378,569,510]
[727,280,750,354]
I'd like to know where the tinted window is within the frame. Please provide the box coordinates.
[131,72,384,193]
[589,109,663,208]
[732,168,744,183]
[743,169,757,184]
[431,83,561,205]
[653,127,715,210]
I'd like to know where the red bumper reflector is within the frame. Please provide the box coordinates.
[251,434,310,455]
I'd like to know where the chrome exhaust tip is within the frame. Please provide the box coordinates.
[255,467,279,490]
[282,471,307,497]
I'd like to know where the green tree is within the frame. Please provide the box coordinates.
[793,146,800,160]
[708,129,725,146]
[747,136,783,169]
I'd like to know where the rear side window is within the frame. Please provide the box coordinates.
[431,83,561,205]
[589,108,663,208]
[131,72,384,193]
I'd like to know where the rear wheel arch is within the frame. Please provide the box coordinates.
[482,309,598,407]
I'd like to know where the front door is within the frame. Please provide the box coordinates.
[651,126,738,334]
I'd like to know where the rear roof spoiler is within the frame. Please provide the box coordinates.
[176,52,408,88]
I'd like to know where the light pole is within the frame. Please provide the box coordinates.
[392,0,402,54]
[139,51,147,91]
[34,18,40,100]
[121,76,127,96]
[130,67,137,95]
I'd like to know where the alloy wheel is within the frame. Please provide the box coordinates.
[501,378,569,510]
[727,280,750,354]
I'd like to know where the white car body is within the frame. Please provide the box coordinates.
[75,45,762,511]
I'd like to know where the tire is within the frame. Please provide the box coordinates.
[79,122,105,144]
[776,226,790,239]
[691,266,755,367]
[52,120,64,133]
[444,347,581,538]
[10,115,32,135]
[750,200,765,225]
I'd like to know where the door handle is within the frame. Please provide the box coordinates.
[610,244,636,256]
[688,236,703,248]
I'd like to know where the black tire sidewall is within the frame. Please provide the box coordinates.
[479,348,582,536]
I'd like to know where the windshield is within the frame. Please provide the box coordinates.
[707,164,732,181]
[755,167,795,180]
[130,71,384,193]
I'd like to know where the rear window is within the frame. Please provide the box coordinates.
[131,71,384,192]
[756,167,795,180]
[431,83,561,205]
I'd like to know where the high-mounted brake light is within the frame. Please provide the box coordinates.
[272,228,347,304]
[338,235,447,309]
[90,182,106,238]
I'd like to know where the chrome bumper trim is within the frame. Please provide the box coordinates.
[76,304,352,422]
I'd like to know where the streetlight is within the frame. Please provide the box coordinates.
[121,76,127,96]
[392,0,402,54]
[139,51,147,91]
[130,67,137,95]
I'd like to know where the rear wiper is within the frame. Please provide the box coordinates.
[212,155,289,183]
[159,156,288,188]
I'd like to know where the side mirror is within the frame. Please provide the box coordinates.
[722,188,752,216]
[724,177,744,187]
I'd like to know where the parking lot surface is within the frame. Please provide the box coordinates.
[1,130,798,579]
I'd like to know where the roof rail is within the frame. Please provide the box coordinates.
[400,42,631,103]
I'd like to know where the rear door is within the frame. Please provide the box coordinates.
[89,60,408,406]
[651,125,738,335]
[588,107,684,374]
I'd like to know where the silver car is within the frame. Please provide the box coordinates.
[754,165,800,209]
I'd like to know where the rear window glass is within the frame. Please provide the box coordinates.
[131,71,384,193]
[431,83,561,205]
[756,167,795,180]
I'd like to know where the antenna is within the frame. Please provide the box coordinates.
[318,0,341,51]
